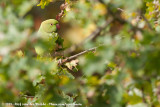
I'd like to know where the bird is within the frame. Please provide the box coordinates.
[35,19,60,56]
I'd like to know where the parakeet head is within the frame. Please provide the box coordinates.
[41,19,60,33]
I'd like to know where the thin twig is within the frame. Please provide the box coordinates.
[140,13,153,30]
[58,47,97,65]
[141,87,147,104]
[117,7,154,31]
[84,17,113,41]
[22,96,35,98]
[63,18,113,55]
[107,6,143,32]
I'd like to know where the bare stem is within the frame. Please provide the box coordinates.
[63,18,113,55]
[58,47,97,65]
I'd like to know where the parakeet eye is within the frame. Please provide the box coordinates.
[50,23,53,26]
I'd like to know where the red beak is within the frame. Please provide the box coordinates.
[56,24,60,30]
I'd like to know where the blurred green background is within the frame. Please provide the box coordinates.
[0,0,160,107]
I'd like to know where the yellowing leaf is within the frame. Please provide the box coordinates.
[94,3,107,15]
[37,0,53,9]
[65,59,79,70]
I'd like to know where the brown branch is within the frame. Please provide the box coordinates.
[117,7,153,31]
[84,17,113,41]
[56,2,68,21]
[140,12,153,30]
[63,18,113,55]
[58,47,97,66]
[107,6,144,32]
[141,87,147,104]
[25,96,35,98]
[117,7,154,32]
[21,95,35,98]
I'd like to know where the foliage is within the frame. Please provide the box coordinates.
[0,0,160,107]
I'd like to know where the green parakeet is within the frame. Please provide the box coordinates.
[35,19,60,56]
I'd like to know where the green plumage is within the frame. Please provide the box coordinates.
[35,19,59,56]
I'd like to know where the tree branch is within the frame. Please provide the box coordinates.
[140,12,153,30]
[107,6,143,32]
[58,47,97,65]
[63,18,113,55]
[21,95,35,98]
[141,87,147,104]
